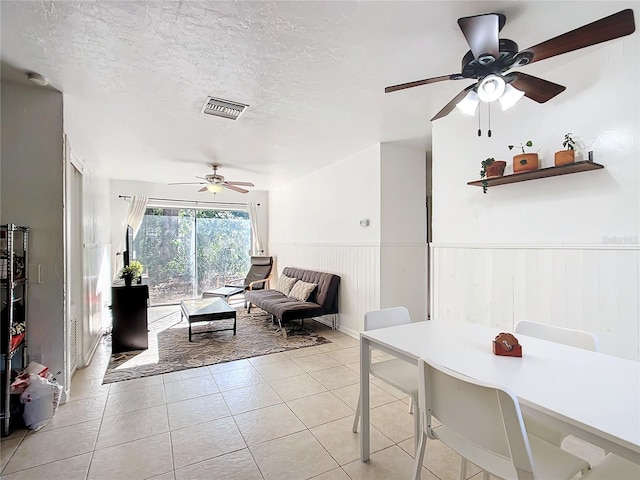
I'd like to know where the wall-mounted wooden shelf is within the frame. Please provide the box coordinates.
[468,161,604,188]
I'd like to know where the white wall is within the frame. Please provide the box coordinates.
[61,89,115,377]
[431,2,639,359]
[380,144,427,320]
[270,143,427,334]
[1,81,67,386]
[75,152,112,366]
[432,245,639,359]
[270,145,381,245]
[270,145,381,334]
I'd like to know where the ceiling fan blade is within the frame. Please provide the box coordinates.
[225,181,255,187]
[224,184,249,194]
[385,74,464,93]
[430,84,476,121]
[523,9,635,64]
[197,186,208,192]
[510,72,566,103]
[457,13,506,60]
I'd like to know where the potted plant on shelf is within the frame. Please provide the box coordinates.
[119,260,143,287]
[555,133,577,166]
[479,157,507,194]
[508,140,538,173]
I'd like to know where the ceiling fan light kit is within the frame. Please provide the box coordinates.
[385,9,636,124]
[455,90,479,116]
[498,84,525,111]
[477,74,506,102]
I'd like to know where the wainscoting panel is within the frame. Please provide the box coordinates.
[432,244,640,360]
[268,242,380,336]
[380,244,428,322]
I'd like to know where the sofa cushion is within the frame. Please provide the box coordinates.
[288,280,317,302]
[275,275,298,295]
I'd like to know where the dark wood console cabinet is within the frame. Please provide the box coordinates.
[111,282,149,353]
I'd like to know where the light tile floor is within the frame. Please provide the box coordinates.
[1,310,605,479]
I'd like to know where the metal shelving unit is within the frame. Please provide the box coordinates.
[1,224,29,437]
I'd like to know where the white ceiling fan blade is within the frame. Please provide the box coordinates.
[224,184,249,194]
[197,186,208,192]
[226,181,255,187]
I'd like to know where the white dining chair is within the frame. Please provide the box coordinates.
[515,320,599,446]
[412,357,590,480]
[353,307,420,450]
[515,320,599,352]
[580,453,640,480]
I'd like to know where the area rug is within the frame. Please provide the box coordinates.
[102,305,331,384]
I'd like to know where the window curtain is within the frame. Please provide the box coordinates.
[112,195,149,280]
[247,202,264,256]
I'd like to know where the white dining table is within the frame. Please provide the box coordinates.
[359,319,640,464]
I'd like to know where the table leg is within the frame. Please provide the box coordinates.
[185,311,192,342]
[360,335,371,462]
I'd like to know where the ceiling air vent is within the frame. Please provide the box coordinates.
[202,97,249,120]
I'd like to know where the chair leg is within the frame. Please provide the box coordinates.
[247,303,252,313]
[413,404,421,453]
[460,458,468,480]
[412,430,427,480]
[353,395,361,433]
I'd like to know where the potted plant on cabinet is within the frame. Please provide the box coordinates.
[508,140,538,173]
[554,133,577,166]
[119,260,143,287]
[480,157,507,194]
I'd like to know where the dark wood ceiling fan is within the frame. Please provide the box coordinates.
[386,9,636,121]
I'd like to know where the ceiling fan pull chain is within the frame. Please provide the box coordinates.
[477,103,482,137]
[488,103,492,137]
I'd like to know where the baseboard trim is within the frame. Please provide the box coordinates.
[431,243,640,251]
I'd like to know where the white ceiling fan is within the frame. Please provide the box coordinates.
[169,164,255,194]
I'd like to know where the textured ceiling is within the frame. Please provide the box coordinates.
[0,1,632,190]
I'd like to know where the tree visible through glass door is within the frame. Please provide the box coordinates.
[134,207,251,305]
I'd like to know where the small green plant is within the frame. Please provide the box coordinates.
[508,140,533,154]
[562,133,576,150]
[480,157,495,194]
[120,260,143,280]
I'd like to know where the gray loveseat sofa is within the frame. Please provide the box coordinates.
[245,267,340,337]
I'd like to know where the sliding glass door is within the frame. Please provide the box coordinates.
[134,207,251,305]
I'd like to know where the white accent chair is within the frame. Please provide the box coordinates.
[412,357,590,480]
[515,320,599,446]
[581,454,640,480]
[352,307,420,450]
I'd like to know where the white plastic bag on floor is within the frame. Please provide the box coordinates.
[20,373,63,431]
